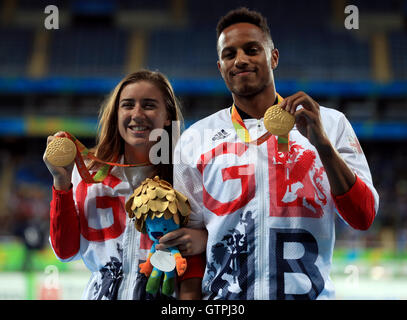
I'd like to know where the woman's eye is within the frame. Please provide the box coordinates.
[143,103,156,110]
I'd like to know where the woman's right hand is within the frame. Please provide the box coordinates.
[156,227,208,256]
[43,132,75,191]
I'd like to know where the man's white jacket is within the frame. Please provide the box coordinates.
[174,105,379,300]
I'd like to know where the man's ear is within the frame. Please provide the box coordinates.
[271,48,279,70]
[217,60,225,79]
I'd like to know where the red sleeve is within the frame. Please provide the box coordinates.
[178,253,206,282]
[332,175,376,231]
[49,185,81,259]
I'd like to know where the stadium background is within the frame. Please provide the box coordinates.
[0,0,406,299]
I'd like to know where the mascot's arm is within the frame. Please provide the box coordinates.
[139,243,156,276]
[169,247,187,276]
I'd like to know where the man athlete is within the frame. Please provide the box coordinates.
[173,7,379,299]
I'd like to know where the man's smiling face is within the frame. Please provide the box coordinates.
[217,22,278,98]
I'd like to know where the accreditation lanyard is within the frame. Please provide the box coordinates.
[60,131,150,183]
[231,93,289,151]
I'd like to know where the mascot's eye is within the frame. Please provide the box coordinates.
[163,228,167,232]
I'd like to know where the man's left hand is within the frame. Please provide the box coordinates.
[280,91,330,148]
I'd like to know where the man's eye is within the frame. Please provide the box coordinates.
[223,52,235,59]
[247,47,259,55]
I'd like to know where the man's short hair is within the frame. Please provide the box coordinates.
[216,7,274,47]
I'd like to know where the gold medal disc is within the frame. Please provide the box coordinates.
[45,137,77,167]
[263,104,295,136]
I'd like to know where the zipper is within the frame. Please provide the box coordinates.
[129,226,139,299]
[119,221,130,299]
[118,217,137,300]
[125,222,139,299]
[255,120,267,299]
[120,169,138,300]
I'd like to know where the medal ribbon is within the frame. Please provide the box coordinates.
[58,131,150,183]
[231,93,289,150]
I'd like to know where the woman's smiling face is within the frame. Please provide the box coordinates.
[117,80,170,162]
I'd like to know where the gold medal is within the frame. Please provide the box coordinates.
[45,137,76,167]
[263,104,295,136]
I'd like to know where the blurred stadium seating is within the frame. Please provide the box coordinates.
[0,0,406,299]
[389,31,407,80]
[0,28,33,76]
[48,28,128,76]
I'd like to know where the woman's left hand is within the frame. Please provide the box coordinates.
[155,227,208,256]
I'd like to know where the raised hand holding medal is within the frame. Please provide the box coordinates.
[43,132,77,191]
[279,91,329,149]
[44,130,150,188]
[45,136,76,167]
[263,96,295,152]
